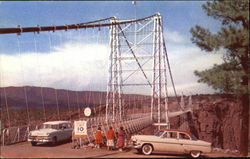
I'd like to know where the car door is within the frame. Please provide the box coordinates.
[156,131,183,153]
[178,132,192,153]
[57,124,65,141]
[63,123,72,139]
[59,123,71,140]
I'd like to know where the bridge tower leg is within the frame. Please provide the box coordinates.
[105,17,122,123]
[151,13,170,129]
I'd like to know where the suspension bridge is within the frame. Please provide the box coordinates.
[0,13,193,146]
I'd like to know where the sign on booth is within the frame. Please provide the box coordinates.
[74,120,87,137]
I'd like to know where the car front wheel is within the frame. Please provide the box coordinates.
[136,149,142,154]
[190,150,201,158]
[51,137,57,146]
[31,142,37,146]
[142,144,153,155]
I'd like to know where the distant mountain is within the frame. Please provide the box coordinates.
[0,86,107,108]
[0,86,149,109]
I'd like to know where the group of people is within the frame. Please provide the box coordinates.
[95,126,126,151]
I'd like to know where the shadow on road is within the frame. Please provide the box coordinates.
[32,140,71,147]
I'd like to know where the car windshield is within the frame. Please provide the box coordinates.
[154,130,164,137]
[43,124,59,129]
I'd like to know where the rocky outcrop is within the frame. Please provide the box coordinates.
[182,95,242,151]
[168,94,242,151]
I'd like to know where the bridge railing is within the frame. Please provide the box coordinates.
[1,113,152,146]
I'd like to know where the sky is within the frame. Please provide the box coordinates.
[0,1,225,95]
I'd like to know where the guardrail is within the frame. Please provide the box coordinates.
[1,113,152,146]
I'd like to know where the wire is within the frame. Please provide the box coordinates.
[17,35,31,125]
[48,31,60,120]
[58,30,71,121]
[0,44,11,128]
[160,23,181,107]
[33,32,47,122]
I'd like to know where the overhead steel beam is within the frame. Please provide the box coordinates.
[0,14,158,34]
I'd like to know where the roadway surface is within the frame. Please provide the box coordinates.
[1,141,241,158]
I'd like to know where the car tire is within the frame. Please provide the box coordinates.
[31,142,37,146]
[136,149,142,154]
[190,151,201,158]
[142,144,153,155]
[51,137,57,146]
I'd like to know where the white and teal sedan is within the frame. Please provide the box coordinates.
[28,121,72,146]
[131,129,212,158]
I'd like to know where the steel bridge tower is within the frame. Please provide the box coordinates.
[105,13,171,129]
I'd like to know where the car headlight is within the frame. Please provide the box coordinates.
[131,136,137,141]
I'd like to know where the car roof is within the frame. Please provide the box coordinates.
[43,121,71,125]
[162,129,192,136]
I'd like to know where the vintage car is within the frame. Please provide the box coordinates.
[131,129,212,158]
[28,121,72,146]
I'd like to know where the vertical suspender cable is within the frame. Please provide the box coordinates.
[75,28,82,119]
[76,91,80,119]
[106,20,114,123]
[159,19,180,107]
[117,23,123,121]
[58,31,71,120]
[96,26,101,119]
[17,35,31,126]
[33,32,47,122]
[163,47,170,127]
[48,31,60,119]
[3,87,11,127]
[1,63,11,127]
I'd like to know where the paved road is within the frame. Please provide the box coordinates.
[1,141,240,158]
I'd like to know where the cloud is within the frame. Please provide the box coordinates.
[0,43,109,91]
[166,45,225,95]
[0,37,225,95]
[165,29,188,43]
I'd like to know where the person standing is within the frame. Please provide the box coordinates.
[95,127,103,148]
[117,126,126,151]
[106,126,115,150]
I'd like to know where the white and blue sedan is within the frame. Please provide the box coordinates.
[28,121,72,146]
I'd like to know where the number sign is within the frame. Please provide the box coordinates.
[74,120,87,137]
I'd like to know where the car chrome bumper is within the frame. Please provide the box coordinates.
[28,137,52,143]
[132,141,142,149]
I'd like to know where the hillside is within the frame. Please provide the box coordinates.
[0,86,246,152]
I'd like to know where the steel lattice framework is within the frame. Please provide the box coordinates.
[105,13,176,128]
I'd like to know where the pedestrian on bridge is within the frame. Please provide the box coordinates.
[95,127,103,149]
[117,126,126,151]
[106,126,115,151]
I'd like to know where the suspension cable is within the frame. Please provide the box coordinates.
[17,35,31,125]
[159,20,180,106]
[48,31,60,119]
[0,47,11,128]
[3,86,11,128]
[58,30,71,120]
[0,14,159,34]
[33,32,47,122]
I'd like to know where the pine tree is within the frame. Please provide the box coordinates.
[190,0,249,156]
